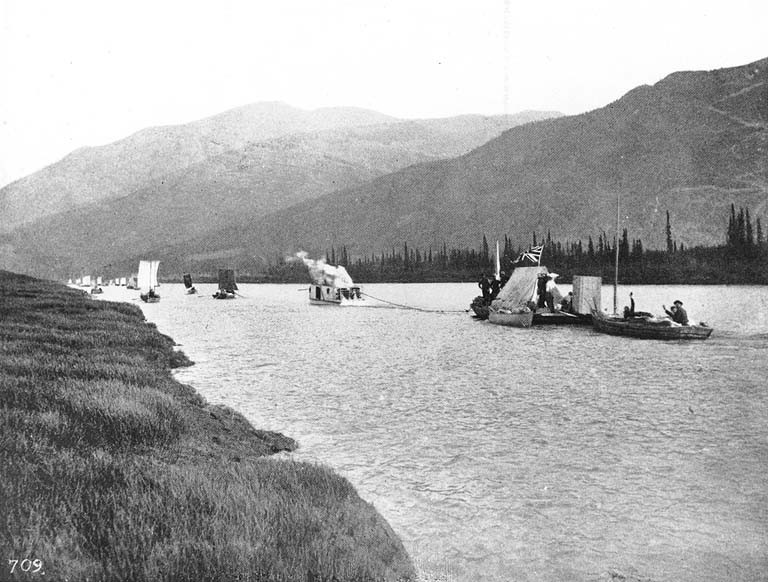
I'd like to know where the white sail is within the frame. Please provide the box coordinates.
[96,276,103,285]
[81,275,92,287]
[137,261,151,293]
[149,260,159,290]
[119,277,127,286]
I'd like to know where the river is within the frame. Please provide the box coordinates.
[100,282,768,582]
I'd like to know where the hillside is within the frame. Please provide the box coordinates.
[166,57,767,272]
[0,102,396,234]
[0,110,559,278]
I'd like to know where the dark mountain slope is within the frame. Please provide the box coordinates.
[0,111,559,278]
[180,57,766,270]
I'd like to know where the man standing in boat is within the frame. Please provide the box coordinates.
[663,300,689,325]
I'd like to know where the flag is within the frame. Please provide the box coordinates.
[514,244,544,265]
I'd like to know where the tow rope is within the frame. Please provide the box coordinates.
[360,292,468,313]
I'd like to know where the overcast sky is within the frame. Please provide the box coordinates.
[1,0,766,187]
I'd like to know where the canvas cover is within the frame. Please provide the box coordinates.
[490,266,548,311]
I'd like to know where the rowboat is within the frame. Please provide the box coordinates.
[591,309,713,340]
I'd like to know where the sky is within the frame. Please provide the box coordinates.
[1,0,766,187]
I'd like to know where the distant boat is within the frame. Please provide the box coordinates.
[138,260,160,303]
[119,276,127,286]
[126,274,138,289]
[213,269,237,299]
[308,282,365,305]
[183,273,197,295]
[80,275,92,288]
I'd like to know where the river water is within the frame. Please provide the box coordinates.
[101,283,768,582]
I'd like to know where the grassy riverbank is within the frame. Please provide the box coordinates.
[0,271,414,581]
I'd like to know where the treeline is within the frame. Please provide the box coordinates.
[253,205,768,285]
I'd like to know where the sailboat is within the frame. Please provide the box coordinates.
[590,195,712,340]
[183,273,197,295]
[213,269,237,299]
[138,260,161,303]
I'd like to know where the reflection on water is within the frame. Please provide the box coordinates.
[103,283,768,582]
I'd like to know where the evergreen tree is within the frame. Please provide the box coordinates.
[587,236,595,258]
[666,211,673,254]
[746,208,754,247]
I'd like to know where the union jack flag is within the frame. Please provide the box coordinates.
[514,244,544,265]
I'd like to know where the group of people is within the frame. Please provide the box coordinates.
[623,292,689,325]
[477,271,510,301]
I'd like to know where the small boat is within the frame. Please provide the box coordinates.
[296,251,366,306]
[80,275,92,288]
[487,266,546,327]
[183,273,197,295]
[308,282,365,305]
[590,193,712,340]
[138,260,161,303]
[90,286,103,295]
[213,269,237,299]
[126,274,138,289]
[591,309,713,340]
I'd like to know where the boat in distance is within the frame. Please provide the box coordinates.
[137,260,161,303]
[308,283,366,306]
[591,309,713,340]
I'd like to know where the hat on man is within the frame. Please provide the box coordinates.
[673,300,683,306]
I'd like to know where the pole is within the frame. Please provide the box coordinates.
[614,192,620,314]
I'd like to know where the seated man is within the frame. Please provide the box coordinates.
[663,300,689,325]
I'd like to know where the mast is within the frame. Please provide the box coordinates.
[613,192,620,315]
[494,240,501,280]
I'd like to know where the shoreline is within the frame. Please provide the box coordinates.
[0,270,415,581]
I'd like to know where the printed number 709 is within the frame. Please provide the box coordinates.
[8,559,44,574]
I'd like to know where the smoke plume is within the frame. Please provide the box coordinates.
[293,251,354,286]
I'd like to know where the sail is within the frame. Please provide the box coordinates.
[96,276,103,285]
[137,261,151,293]
[490,266,547,311]
[183,273,193,289]
[150,261,159,290]
[81,275,91,287]
[218,269,237,292]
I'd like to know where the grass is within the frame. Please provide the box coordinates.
[0,271,415,581]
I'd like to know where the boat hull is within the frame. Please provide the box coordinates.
[140,294,160,303]
[213,291,236,299]
[591,310,712,340]
[488,309,534,328]
[533,311,592,325]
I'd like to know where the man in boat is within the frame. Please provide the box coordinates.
[663,300,689,325]
[560,291,574,313]
[478,273,491,300]
[490,277,501,299]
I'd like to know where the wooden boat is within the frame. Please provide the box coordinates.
[183,273,197,295]
[138,260,161,303]
[213,269,237,299]
[308,283,366,305]
[590,193,712,340]
[591,309,713,340]
[487,266,545,327]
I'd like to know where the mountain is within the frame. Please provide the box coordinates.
[0,109,560,278]
[0,102,396,234]
[163,57,767,271]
